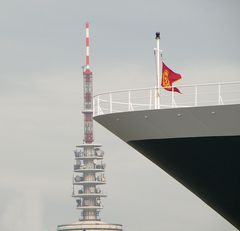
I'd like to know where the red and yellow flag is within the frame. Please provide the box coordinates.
[161,62,182,93]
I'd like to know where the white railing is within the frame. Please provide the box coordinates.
[93,81,240,116]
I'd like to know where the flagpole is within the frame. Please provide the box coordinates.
[155,32,161,109]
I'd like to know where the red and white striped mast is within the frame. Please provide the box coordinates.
[85,22,91,73]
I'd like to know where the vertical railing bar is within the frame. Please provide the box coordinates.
[218,83,221,105]
[195,85,198,106]
[97,96,100,115]
[93,97,95,116]
[149,89,152,109]
[128,91,131,111]
[154,87,157,109]
[109,93,113,113]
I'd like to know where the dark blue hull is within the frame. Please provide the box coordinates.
[129,136,240,230]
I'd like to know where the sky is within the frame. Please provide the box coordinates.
[0,0,240,231]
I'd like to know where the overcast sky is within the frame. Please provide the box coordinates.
[0,0,240,231]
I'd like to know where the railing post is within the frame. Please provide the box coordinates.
[128,91,131,111]
[218,83,220,105]
[155,87,160,109]
[109,93,112,113]
[218,83,224,105]
[93,97,95,116]
[154,88,157,109]
[149,89,152,109]
[97,96,100,115]
[195,85,198,106]
[171,88,174,108]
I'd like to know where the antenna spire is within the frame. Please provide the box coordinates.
[85,22,90,70]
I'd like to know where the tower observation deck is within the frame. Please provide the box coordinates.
[57,23,122,231]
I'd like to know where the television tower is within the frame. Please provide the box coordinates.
[57,23,122,231]
[72,21,106,221]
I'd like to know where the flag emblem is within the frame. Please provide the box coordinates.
[162,69,171,87]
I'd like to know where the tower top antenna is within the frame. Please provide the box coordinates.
[85,22,91,73]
